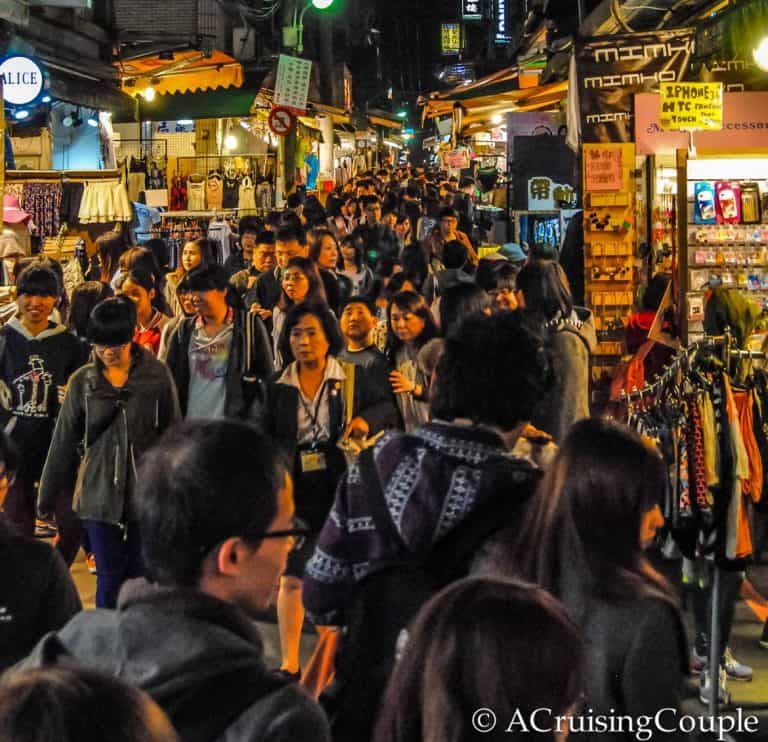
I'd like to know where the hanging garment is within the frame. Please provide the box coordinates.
[127,172,147,203]
[170,177,187,211]
[724,378,751,559]
[699,393,720,487]
[256,181,273,211]
[207,220,233,264]
[60,182,84,226]
[187,177,206,212]
[78,181,132,224]
[22,182,61,238]
[222,176,239,209]
[206,173,224,211]
[238,176,257,214]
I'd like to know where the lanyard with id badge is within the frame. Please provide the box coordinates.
[299,382,329,473]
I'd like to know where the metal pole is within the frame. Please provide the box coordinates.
[708,566,721,717]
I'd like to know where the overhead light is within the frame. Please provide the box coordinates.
[239,119,251,129]
[224,134,237,150]
[177,119,194,125]
[62,113,74,127]
[754,37,768,71]
[41,95,52,103]
[491,113,503,125]
[13,110,29,120]
[396,110,407,119]
[87,117,98,127]
[142,86,156,102]
[311,0,334,9]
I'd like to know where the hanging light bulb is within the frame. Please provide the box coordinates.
[87,117,99,127]
[491,113,503,125]
[224,134,237,150]
[755,37,768,71]
[142,86,156,102]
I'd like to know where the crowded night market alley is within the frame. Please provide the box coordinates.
[6,0,768,741]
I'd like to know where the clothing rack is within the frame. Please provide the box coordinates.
[619,327,767,720]
[5,169,122,181]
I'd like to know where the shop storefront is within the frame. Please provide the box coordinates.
[2,53,136,271]
[635,90,768,346]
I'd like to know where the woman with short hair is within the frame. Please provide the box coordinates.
[38,297,181,608]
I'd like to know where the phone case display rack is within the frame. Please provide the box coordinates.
[583,143,640,386]
[683,175,768,343]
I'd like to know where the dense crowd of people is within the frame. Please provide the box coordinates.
[0,167,739,741]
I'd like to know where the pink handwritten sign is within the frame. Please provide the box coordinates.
[585,147,623,191]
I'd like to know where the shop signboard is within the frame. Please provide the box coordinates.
[274,54,312,113]
[584,147,623,191]
[462,0,481,20]
[441,24,461,55]
[445,148,470,169]
[494,0,510,43]
[659,82,723,131]
[0,56,44,106]
[528,177,577,210]
[574,29,694,143]
[636,92,768,154]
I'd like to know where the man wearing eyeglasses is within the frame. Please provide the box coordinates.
[21,420,330,741]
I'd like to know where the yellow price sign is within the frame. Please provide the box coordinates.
[660,82,723,131]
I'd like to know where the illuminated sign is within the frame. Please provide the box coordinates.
[441,24,461,55]
[0,56,44,105]
[494,0,510,43]
[462,0,481,20]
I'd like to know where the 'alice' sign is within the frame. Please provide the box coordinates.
[0,56,44,106]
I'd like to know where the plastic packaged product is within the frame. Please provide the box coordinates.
[716,181,742,224]
[740,182,761,224]
[695,182,717,224]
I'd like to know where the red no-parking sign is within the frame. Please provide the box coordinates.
[269,106,297,137]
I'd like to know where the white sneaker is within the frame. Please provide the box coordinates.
[723,647,753,682]
[699,667,731,706]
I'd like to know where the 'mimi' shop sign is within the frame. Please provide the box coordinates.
[0,56,44,106]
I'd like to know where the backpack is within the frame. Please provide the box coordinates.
[610,340,655,402]
[320,446,541,740]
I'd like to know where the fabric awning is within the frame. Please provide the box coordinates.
[118,49,243,97]
[114,85,257,123]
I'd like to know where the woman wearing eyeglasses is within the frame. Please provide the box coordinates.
[264,301,363,681]
[38,297,181,609]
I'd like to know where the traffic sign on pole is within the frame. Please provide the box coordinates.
[269,106,297,137]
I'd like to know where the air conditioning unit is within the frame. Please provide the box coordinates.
[232,28,256,60]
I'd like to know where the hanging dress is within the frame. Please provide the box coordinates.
[206,173,224,211]
[187,176,206,212]
[238,176,257,215]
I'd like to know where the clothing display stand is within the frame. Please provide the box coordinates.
[621,327,766,726]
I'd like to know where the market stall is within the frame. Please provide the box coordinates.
[634,90,768,345]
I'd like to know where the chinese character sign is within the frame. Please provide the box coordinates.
[441,24,461,55]
[462,0,481,20]
[275,54,312,112]
[585,148,623,192]
[660,82,723,131]
[528,177,578,210]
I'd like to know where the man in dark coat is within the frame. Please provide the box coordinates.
[20,420,330,742]
[0,432,80,671]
